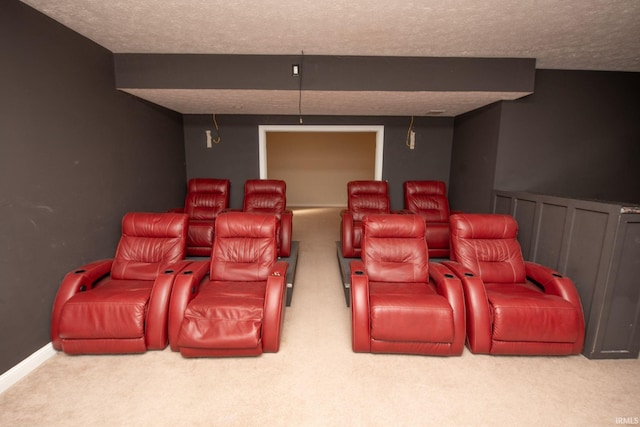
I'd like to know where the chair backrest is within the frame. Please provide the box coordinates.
[362,214,429,283]
[347,180,390,221]
[242,179,286,216]
[112,212,188,280]
[210,212,278,281]
[403,180,450,222]
[185,178,230,220]
[449,213,526,283]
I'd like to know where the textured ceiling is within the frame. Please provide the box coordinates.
[21,0,640,116]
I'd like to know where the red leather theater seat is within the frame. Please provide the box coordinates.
[169,212,288,357]
[341,180,393,258]
[444,213,585,355]
[242,179,293,257]
[350,214,465,356]
[50,212,190,355]
[403,180,451,258]
[173,178,230,257]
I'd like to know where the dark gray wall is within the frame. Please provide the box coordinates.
[0,1,187,374]
[449,69,640,213]
[183,115,454,210]
[495,69,640,204]
[448,102,503,213]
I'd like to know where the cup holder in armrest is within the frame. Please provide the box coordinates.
[444,274,454,278]
[552,273,563,278]
[74,269,86,274]
[354,271,364,275]
[464,272,474,277]
[164,269,174,274]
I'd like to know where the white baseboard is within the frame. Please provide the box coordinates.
[0,343,56,394]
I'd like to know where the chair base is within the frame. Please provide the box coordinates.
[336,241,353,307]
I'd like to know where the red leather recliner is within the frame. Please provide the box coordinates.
[444,213,585,356]
[50,212,190,355]
[350,214,466,356]
[403,180,451,258]
[169,212,288,357]
[241,179,293,257]
[341,180,395,258]
[173,178,230,257]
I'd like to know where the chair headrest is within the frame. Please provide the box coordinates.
[348,180,388,195]
[244,179,286,195]
[363,213,425,239]
[188,178,230,194]
[450,213,518,240]
[404,180,446,196]
[215,212,278,238]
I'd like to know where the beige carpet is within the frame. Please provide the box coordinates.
[1,207,638,427]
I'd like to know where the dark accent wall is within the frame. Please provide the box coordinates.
[448,102,503,213]
[0,1,187,374]
[449,69,640,213]
[183,115,454,209]
[495,70,640,204]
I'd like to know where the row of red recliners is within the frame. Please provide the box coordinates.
[51,210,288,357]
[341,180,451,258]
[345,180,585,357]
[171,178,293,258]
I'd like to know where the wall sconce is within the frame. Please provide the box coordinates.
[206,114,221,148]
[405,116,415,150]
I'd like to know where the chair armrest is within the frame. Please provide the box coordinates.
[525,262,586,353]
[168,261,210,351]
[145,260,193,350]
[341,211,356,258]
[441,261,492,354]
[428,262,466,354]
[350,260,371,352]
[279,210,293,257]
[50,259,113,350]
[525,262,583,308]
[262,261,288,352]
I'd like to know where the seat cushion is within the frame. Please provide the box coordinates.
[369,282,454,343]
[177,281,266,349]
[425,222,449,250]
[59,279,153,339]
[486,282,581,343]
[187,221,215,247]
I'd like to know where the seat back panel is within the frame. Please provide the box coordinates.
[112,213,187,280]
[450,213,526,283]
[362,214,429,283]
[210,212,277,281]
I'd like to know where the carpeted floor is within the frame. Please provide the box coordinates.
[1,207,638,427]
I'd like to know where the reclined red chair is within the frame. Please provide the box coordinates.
[403,180,451,258]
[350,214,466,356]
[341,180,395,258]
[172,178,230,257]
[50,212,190,355]
[242,179,292,257]
[444,213,585,355]
[169,212,288,357]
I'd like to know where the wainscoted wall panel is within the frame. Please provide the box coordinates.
[494,190,640,359]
